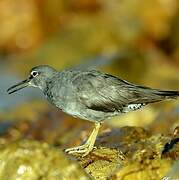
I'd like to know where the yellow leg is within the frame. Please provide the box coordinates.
[65,122,101,157]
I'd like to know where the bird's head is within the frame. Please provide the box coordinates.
[7,65,57,94]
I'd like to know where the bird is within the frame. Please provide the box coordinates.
[7,65,179,156]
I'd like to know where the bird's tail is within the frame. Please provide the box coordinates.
[154,90,179,100]
[134,88,179,104]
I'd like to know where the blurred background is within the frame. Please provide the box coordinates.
[0,0,179,142]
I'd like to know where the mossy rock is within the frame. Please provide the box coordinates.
[0,139,90,180]
[111,158,172,180]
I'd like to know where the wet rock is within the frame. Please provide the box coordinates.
[111,158,172,180]
[0,139,90,180]
[72,126,173,179]
[162,138,179,159]
[96,126,150,153]
[1,109,178,180]
[110,133,173,179]
[78,147,124,180]
[161,126,179,160]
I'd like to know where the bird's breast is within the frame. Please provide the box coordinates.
[45,84,79,113]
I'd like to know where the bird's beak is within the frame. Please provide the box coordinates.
[7,78,30,94]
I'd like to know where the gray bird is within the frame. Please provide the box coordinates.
[7,65,179,156]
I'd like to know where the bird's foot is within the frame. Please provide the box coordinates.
[65,122,101,157]
[65,143,95,157]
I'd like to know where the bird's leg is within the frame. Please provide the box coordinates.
[65,122,101,156]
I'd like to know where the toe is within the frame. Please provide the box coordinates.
[64,143,95,156]
[67,148,88,154]
[82,150,90,157]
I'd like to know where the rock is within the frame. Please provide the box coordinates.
[0,112,178,180]
[165,160,179,179]
[79,147,124,180]
[0,139,90,180]
[111,158,172,180]
[71,126,173,179]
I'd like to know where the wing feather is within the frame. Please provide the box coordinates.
[72,70,174,113]
[72,71,141,112]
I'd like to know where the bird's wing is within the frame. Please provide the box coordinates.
[72,70,154,113]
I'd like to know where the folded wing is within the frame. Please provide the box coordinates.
[73,70,179,113]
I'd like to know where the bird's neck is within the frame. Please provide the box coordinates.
[40,77,55,94]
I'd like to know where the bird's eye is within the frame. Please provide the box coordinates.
[31,71,38,77]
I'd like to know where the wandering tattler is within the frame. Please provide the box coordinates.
[7,65,179,156]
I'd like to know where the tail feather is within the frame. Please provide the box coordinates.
[134,89,179,104]
[154,90,179,99]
